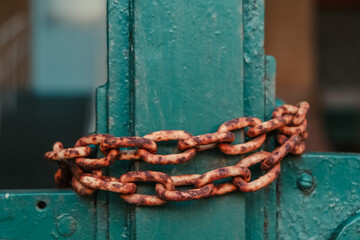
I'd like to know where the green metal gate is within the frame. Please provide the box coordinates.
[1,0,360,239]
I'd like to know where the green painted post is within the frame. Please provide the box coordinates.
[98,1,360,239]
[133,0,246,239]
[98,0,276,239]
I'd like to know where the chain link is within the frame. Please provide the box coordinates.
[44,102,309,206]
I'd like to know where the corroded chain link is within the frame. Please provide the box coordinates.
[45,102,310,206]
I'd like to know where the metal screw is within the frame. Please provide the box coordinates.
[56,214,77,237]
[297,172,315,193]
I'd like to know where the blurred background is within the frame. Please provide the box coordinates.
[0,0,359,189]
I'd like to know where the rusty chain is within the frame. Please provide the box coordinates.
[44,102,310,206]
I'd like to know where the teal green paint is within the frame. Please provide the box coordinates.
[296,172,315,192]
[96,84,110,240]
[264,56,276,151]
[106,0,134,239]
[0,0,359,239]
[242,1,276,239]
[102,0,279,239]
[332,212,360,239]
[244,0,265,119]
[264,55,277,240]
[2,0,360,239]
[278,153,360,239]
[56,215,77,236]
[133,0,246,239]
[265,56,276,121]
[96,84,108,134]
[0,190,96,240]
[133,0,244,134]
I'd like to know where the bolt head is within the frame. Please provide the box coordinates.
[297,172,315,193]
[56,214,77,237]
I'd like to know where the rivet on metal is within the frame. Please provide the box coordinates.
[297,172,315,193]
[56,214,77,237]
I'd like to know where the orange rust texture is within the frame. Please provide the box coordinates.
[156,183,214,201]
[233,164,281,192]
[247,114,294,138]
[218,117,266,155]
[177,132,234,151]
[101,137,157,154]
[45,102,309,205]
[140,130,197,165]
[80,174,136,194]
[194,166,251,188]
[75,149,120,170]
[261,135,302,170]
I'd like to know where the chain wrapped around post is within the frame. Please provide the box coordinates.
[44,102,310,206]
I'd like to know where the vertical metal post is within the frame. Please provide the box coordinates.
[98,0,277,239]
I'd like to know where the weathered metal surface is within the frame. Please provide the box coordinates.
[278,153,360,239]
[93,85,110,240]
[100,0,277,238]
[332,212,360,239]
[132,0,245,235]
[6,0,360,239]
[104,0,133,238]
[264,55,277,240]
[243,0,275,238]
[0,190,96,239]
